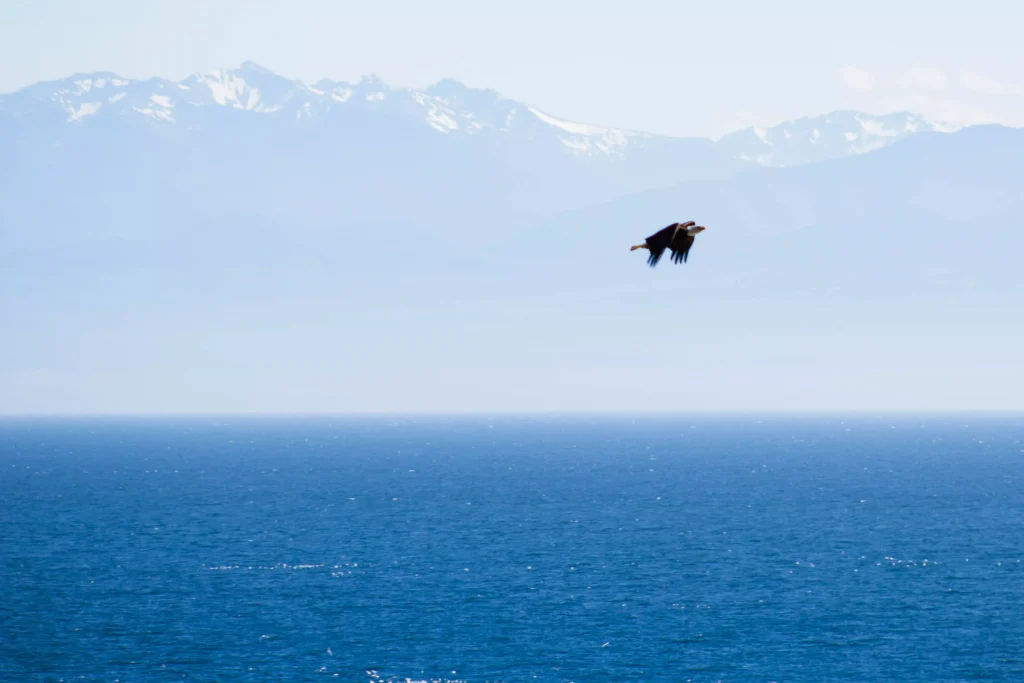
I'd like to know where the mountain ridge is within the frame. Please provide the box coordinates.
[1,62,960,168]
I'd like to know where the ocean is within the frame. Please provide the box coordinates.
[2,416,1022,682]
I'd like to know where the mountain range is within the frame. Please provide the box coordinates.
[3,61,954,165]
[1,63,1021,412]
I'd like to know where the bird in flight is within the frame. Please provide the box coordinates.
[630,221,706,267]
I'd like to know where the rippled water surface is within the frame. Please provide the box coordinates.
[2,416,1023,682]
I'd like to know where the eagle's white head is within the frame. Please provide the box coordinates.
[686,225,707,236]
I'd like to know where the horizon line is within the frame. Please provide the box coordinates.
[2,410,1021,419]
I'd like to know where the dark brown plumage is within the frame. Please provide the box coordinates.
[630,221,707,267]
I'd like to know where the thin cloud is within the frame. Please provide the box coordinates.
[837,63,1024,130]
[839,66,876,92]
[959,70,1024,96]
[897,66,948,92]
[877,93,995,130]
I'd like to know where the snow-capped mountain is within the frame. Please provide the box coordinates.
[1,62,957,168]
[716,110,959,167]
[1,62,664,161]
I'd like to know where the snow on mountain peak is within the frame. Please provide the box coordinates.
[718,110,958,167]
[411,91,459,133]
[528,107,608,137]
[188,69,265,110]
[525,107,647,158]
[1,64,962,165]
[67,101,101,122]
[330,87,352,103]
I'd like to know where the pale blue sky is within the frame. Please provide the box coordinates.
[3,0,1022,137]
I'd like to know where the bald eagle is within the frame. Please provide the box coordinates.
[630,221,706,267]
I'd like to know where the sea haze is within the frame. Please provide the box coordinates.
[2,416,1023,681]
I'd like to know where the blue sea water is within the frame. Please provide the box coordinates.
[1,416,1023,682]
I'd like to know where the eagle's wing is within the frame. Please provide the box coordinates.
[670,233,695,264]
[644,223,680,267]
